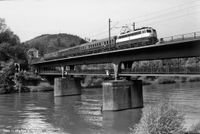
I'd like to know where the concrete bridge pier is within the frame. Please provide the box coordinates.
[102,80,143,111]
[54,76,81,97]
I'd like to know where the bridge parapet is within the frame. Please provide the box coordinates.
[159,31,200,44]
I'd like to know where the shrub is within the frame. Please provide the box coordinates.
[186,77,200,82]
[156,77,176,84]
[130,102,185,134]
[187,121,200,133]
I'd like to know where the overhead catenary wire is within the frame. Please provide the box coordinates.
[132,4,200,25]
[120,0,200,23]
[89,0,200,39]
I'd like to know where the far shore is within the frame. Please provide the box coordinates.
[1,76,200,94]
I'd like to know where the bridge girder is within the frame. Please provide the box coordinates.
[33,39,200,68]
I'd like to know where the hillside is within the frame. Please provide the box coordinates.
[25,33,87,56]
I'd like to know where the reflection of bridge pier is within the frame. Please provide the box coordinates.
[103,109,142,133]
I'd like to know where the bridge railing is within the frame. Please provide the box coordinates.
[39,66,200,75]
[68,69,114,74]
[122,66,200,74]
[160,32,200,44]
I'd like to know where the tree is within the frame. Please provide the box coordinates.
[0,18,8,33]
[0,42,12,61]
[0,18,27,66]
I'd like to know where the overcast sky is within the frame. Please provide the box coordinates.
[0,0,200,42]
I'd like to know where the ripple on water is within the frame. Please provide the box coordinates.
[0,83,200,133]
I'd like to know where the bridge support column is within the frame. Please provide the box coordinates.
[102,80,143,111]
[112,63,120,80]
[61,66,65,78]
[54,77,81,97]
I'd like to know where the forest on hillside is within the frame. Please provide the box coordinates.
[25,33,87,56]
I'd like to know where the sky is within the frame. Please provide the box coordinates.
[0,0,200,42]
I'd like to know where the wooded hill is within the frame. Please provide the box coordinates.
[24,33,87,56]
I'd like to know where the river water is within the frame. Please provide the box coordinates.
[0,82,200,134]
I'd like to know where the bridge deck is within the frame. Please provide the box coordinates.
[32,31,200,66]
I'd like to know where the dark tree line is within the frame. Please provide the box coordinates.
[0,18,27,65]
[0,18,28,93]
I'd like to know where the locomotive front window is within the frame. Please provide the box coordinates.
[147,30,151,33]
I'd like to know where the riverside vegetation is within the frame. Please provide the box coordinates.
[0,18,86,94]
[130,101,200,134]
[0,18,28,93]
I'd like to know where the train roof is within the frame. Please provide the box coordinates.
[58,36,116,52]
[135,27,154,30]
[119,27,155,36]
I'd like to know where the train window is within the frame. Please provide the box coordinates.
[147,30,151,33]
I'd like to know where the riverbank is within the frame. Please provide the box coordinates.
[138,76,200,85]
[27,81,54,92]
[1,74,200,94]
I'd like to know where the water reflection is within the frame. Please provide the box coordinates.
[53,96,94,134]
[19,103,66,134]
[103,109,142,134]
[0,93,67,134]
[0,82,200,133]
[144,82,200,128]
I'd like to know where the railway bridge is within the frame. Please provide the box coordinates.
[32,32,200,111]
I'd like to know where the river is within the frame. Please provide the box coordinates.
[0,82,200,134]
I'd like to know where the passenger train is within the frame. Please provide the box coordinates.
[44,27,158,60]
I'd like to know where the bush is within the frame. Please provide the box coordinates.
[186,77,200,82]
[130,101,185,134]
[187,122,200,133]
[156,77,176,84]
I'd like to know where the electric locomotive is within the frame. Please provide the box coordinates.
[116,27,158,48]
